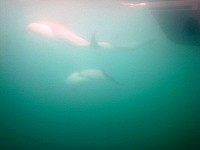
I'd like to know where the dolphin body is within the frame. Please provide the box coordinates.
[28,20,154,51]
[66,69,119,85]
[28,20,90,47]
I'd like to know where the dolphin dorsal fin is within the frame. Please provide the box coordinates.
[90,33,100,48]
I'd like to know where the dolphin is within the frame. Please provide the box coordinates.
[27,20,154,50]
[27,20,90,47]
[66,69,119,85]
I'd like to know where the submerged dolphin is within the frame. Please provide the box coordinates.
[66,69,119,85]
[28,20,154,50]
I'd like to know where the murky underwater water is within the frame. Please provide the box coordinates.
[0,0,200,149]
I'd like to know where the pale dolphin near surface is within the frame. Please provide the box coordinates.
[66,69,119,85]
[27,20,154,50]
[27,20,90,47]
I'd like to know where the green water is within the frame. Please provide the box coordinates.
[0,0,200,149]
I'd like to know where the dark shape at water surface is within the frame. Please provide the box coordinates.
[153,11,200,46]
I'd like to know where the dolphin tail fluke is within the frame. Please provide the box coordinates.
[90,33,100,48]
[102,70,120,86]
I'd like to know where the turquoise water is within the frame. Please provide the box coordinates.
[0,0,200,149]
